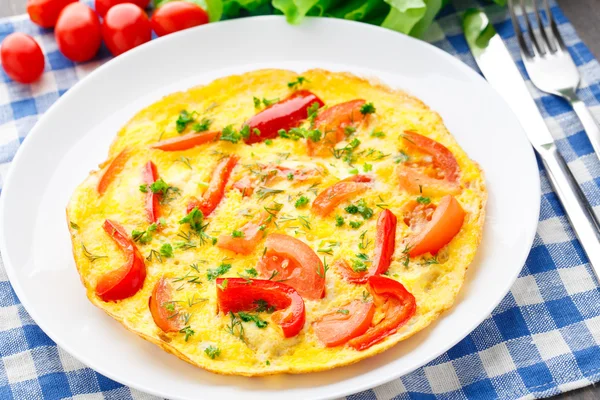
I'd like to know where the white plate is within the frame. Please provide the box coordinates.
[0,16,539,400]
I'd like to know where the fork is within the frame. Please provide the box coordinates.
[508,0,600,160]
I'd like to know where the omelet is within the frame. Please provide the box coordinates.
[66,69,486,376]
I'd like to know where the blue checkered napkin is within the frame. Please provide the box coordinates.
[1,1,600,398]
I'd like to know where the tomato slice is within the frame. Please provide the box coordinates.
[97,148,130,195]
[151,130,219,151]
[312,175,372,217]
[216,278,305,338]
[142,161,160,223]
[95,219,147,302]
[347,275,416,351]
[407,195,465,257]
[338,209,397,284]
[313,300,375,347]
[149,277,182,333]
[256,233,325,300]
[217,211,276,255]
[186,155,238,216]
[245,90,324,144]
[397,131,460,196]
[307,99,366,157]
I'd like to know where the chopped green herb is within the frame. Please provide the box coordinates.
[192,118,212,132]
[70,222,79,230]
[335,215,345,227]
[253,97,261,108]
[286,173,294,181]
[207,263,232,281]
[401,245,412,268]
[288,76,308,89]
[370,131,385,138]
[225,311,245,343]
[266,360,271,366]
[307,102,321,127]
[253,128,261,137]
[132,223,157,244]
[176,110,196,133]
[240,268,259,279]
[160,243,173,258]
[256,187,284,200]
[344,126,357,136]
[278,127,322,143]
[316,257,329,279]
[82,244,107,263]
[363,163,372,172]
[416,196,431,205]
[337,309,350,315]
[204,345,221,359]
[177,156,192,169]
[254,299,275,313]
[360,102,376,115]
[421,256,440,266]
[238,312,268,328]
[231,230,244,238]
[348,168,359,175]
[217,278,229,290]
[295,196,309,208]
[349,221,363,229]
[345,204,359,214]
[179,207,206,233]
[394,151,410,163]
[265,139,273,146]
[262,97,279,107]
[220,125,245,143]
[179,326,195,341]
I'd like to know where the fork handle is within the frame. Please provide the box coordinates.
[568,93,600,159]
[539,143,600,275]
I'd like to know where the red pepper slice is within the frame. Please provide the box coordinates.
[307,99,366,157]
[97,148,130,195]
[149,277,182,333]
[142,161,160,223]
[338,209,397,284]
[407,195,465,256]
[216,278,305,338]
[347,275,416,351]
[313,300,375,347]
[151,131,220,151]
[312,175,372,217]
[95,219,147,302]
[186,155,238,215]
[217,211,275,255]
[256,233,325,300]
[397,131,460,196]
[245,90,324,144]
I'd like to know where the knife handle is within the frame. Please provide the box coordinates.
[539,143,600,272]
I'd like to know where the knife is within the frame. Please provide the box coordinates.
[462,9,600,275]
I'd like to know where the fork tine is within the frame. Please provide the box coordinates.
[508,0,534,59]
[519,0,545,55]
[544,0,567,51]
[532,0,556,53]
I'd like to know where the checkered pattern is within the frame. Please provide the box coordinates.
[1,0,600,399]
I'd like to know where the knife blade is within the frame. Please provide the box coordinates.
[462,9,600,275]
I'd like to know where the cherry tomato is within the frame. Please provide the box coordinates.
[149,277,182,332]
[95,219,147,302]
[55,3,102,62]
[0,33,45,84]
[102,3,151,57]
[312,175,372,217]
[151,130,219,151]
[397,131,461,196]
[186,155,238,216]
[256,233,325,300]
[347,276,416,351]
[97,148,130,195]
[338,209,397,284]
[314,300,375,347]
[406,195,465,257]
[151,1,209,37]
[308,99,366,157]
[217,212,275,255]
[27,0,76,28]
[95,0,150,18]
[142,161,160,223]
[216,278,305,338]
[245,90,324,144]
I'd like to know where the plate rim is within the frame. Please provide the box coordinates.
[0,15,541,400]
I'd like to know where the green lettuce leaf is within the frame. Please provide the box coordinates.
[272,0,321,24]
